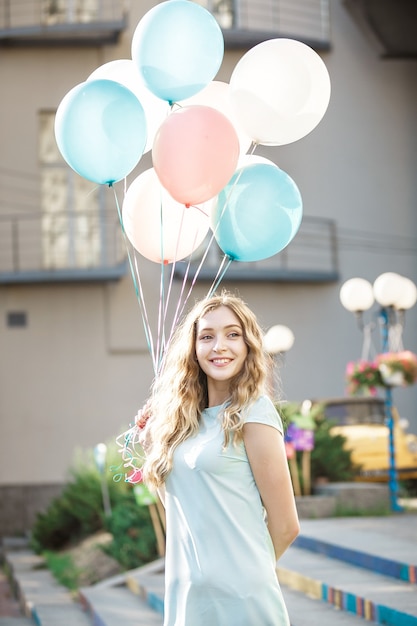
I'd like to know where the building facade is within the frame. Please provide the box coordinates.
[0,0,416,535]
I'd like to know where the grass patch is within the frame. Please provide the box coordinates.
[43,551,82,591]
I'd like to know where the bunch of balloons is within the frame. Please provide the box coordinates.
[54,0,331,269]
[55,1,331,372]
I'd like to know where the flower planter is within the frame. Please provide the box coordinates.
[378,364,405,387]
[346,350,417,395]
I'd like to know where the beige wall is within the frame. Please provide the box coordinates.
[0,0,416,487]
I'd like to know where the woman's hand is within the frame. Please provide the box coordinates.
[135,400,152,452]
[135,399,152,429]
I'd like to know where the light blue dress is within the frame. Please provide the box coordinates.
[163,395,290,626]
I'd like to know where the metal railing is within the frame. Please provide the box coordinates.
[0,0,126,27]
[175,216,339,283]
[201,0,331,48]
[0,211,338,284]
[0,0,127,44]
[0,0,330,48]
[0,209,126,282]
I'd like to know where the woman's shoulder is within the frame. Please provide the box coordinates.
[243,395,283,433]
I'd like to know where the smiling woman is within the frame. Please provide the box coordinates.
[137,291,300,626]
[195,306,249,405]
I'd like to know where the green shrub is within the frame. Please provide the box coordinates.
[311,418,360,483]
[43,551,82,591]
[31,444,159,574]
[102,493,158,570]
[31,446,130,552]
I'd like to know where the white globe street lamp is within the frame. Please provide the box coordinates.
[263,324,295,355]
[339,272,417,512]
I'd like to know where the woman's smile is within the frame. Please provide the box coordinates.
[195,305,248,396]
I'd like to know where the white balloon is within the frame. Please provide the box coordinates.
[179,80,252,155]
[88,59,169,153]
[122,168,210,264]
[229,39,331,146]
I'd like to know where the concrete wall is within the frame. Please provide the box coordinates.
[0,0,416,535]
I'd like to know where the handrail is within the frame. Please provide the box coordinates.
[0,209,125,280]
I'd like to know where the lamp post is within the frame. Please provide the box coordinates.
[93,443,112,518]
[339,272,417,512]
[263,324,295,395]
[264,325,301,493]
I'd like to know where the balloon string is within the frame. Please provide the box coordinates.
[207,255,233,298]
[132,249,158,373]
[155,198,166,370]
[171,163,247,315]
[112,185,157,373]
[158,208,188,369]
[248,141,258,156]
[200,143,257,297]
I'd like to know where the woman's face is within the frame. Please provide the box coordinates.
[195,305,248,388]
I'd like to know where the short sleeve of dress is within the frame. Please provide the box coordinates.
[243,395,284,435]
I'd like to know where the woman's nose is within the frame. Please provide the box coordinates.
[213,337,226,352]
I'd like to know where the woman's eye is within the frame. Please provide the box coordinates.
[229,332,240,338]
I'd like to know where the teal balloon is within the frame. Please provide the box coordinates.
[54,79,147,185]
[212,164,303,262]
[131,1,224,103]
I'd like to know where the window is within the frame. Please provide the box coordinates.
[39,111,101,269]
[41,0,98,25]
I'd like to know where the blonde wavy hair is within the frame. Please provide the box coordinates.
[142,292,276,489]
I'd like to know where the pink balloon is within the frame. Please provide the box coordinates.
[122,168,211,264]
[152,105,240,206]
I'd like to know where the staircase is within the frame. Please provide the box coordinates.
[3,514,417,626]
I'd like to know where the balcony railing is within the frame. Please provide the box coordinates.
[0,211,338,284]
[174,216,339,283]
[0,1,330,49]
[0,0,127,45]
[200,0,331,50]
[0,209,126,283]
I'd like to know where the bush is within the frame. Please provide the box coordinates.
[102,493,159,570]
[31,447,132,551]
[30,444,159,574]
[311,417,360,483]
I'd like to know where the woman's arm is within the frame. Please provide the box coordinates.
[243,422,300,561]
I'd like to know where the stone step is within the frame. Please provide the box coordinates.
[278,546,417,625]
[282,584,378,625]
[5,550,92,626]
[295,516,417,582]
[0,620,34,626]
[125,558,377,626]
[80,585,162,626]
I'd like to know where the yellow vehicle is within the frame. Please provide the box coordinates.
[322,397,417,482]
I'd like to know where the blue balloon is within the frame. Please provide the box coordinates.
[131,1,224,103]
[54,79,147,185]
[212,164,303,262]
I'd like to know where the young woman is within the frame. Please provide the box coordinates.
[139,292,299,625]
